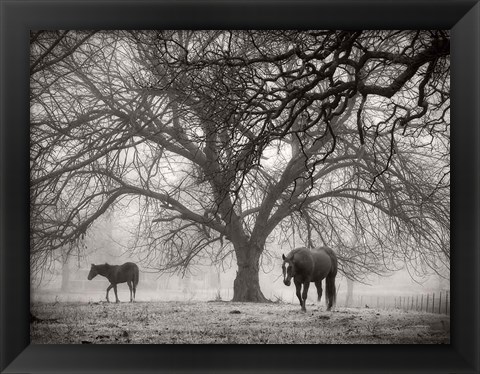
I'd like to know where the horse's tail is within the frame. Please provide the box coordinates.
[133,265,140,288]
[324,247,338,310]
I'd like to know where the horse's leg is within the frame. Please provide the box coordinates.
[133,268,139,302]
[302,282,310,312]
[315,281,323,303]
[106,284,113,302]
[113,284,119,303]
[127,281,133,302]
[294,279,304,312]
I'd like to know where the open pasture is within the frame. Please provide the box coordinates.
[31,300,449,344]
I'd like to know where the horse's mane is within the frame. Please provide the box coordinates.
[285,247,308,260]
[287,246,337,262]
[95,263,113,271]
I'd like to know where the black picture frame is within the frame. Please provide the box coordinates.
[1,1,479,373]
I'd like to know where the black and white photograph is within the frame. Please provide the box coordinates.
[29,30,450,344]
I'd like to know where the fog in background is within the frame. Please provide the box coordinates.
[32,208,449,310]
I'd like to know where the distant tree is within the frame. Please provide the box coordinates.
[30,30,450,301]
[60,247,71,291]
[345,278,355,307]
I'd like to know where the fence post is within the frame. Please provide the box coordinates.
[426,294,429,312]
[432,293,435,313]
[439,292,442,314]
[416,295,418,311]
[445,291,449,315]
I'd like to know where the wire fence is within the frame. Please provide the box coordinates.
[341,290,450,315]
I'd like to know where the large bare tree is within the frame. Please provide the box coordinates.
[30,30,449,301]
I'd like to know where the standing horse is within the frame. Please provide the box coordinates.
[282,247,337,312]
[87,262,139,303]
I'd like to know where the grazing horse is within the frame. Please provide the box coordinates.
[87,262,139,303]
[282,247,337,312]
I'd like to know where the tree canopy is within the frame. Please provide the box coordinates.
[30,30,450,300]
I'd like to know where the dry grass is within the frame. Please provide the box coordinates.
[30,301,449,344]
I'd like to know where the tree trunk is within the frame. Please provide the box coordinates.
[232,264,268,302]
[61,249,70,292]
[232,244,268,302]
[345,278,354,307]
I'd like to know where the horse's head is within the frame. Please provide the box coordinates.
[87,264,98,280]
[282,254,294,286]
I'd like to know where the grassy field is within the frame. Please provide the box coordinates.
[31,300,449,344]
